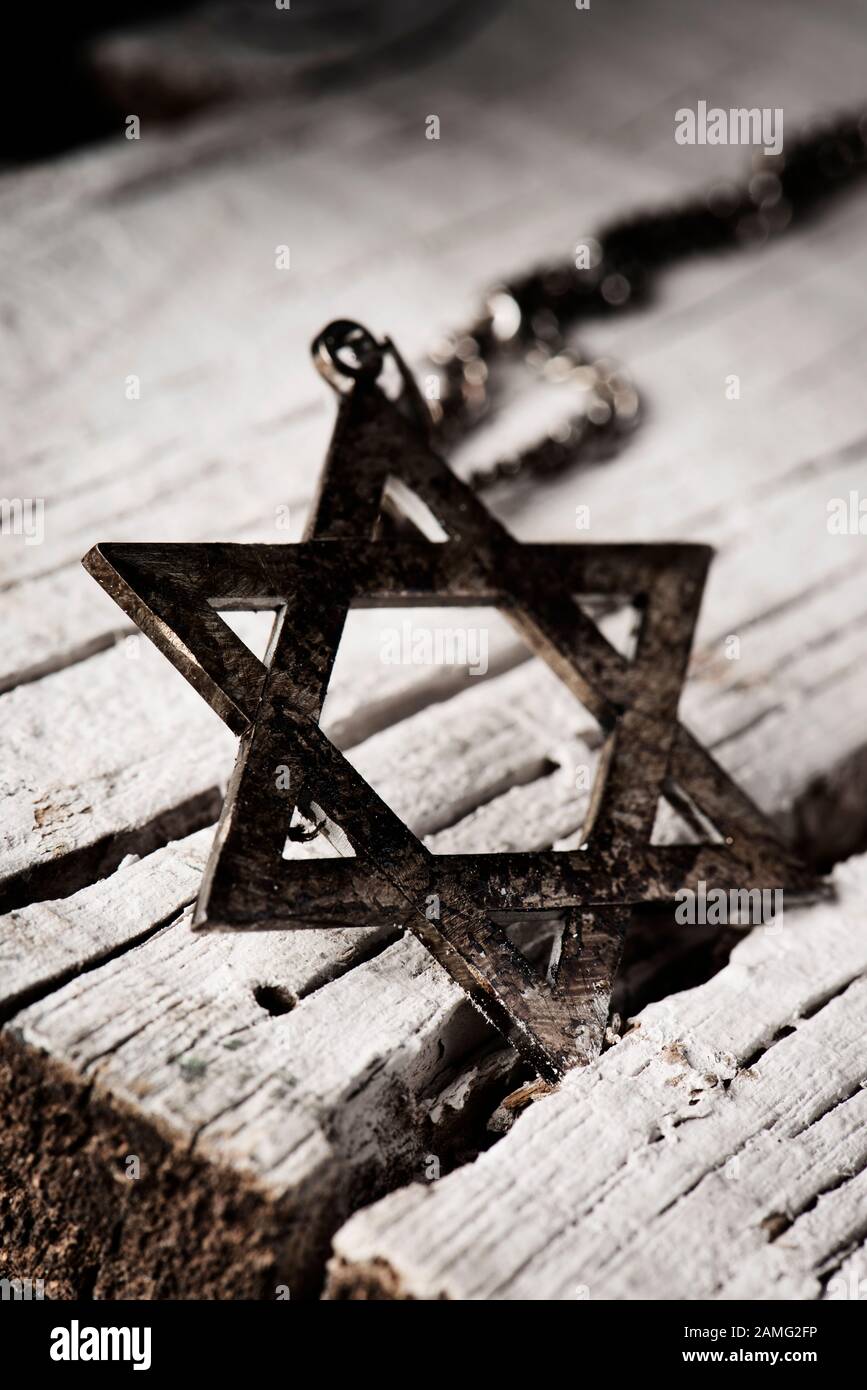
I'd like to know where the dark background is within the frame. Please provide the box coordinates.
[4,1,498,161]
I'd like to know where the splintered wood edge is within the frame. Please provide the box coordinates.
[4,3,867,1303]
[324,853,867,1300]
[324,1256,422,1301]
[0,1032,306,1300]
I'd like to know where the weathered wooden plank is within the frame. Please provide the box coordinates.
[0,889,516,1296]
[0,701,590,1010]
[327,854,867,1300]
[4,0,867,1306]
[6,425,867,910]
[0,633,551,909]
[6,200,867,695]
[2,585,863,1297]
[0,828,212,1016]
[4,0,867,698]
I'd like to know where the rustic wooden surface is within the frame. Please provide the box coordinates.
[2,0,867,1299]
[328,854,867,1300]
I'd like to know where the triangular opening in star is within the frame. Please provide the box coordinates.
[574,594,643,662]
[317,605,607,854]
[281,801,357,862]
[218,609,280,663]
[650,784,726,846]
[379,477,450,542]
[500,912,568,984]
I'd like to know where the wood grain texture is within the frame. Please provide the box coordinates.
[328,854,867,1300]
[0,627,856,1296]
[3,0,867,1300]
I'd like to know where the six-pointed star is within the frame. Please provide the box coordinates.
[84,327,814,1079]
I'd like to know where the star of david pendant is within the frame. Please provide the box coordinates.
[83,321,816,1081]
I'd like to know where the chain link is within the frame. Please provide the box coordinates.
[424,109,867,491]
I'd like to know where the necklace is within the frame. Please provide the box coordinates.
[84,313,817,1080]
[429,108,867,491]
[81,114,863,1078]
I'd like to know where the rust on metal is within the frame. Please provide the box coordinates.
[83,322,817,1081]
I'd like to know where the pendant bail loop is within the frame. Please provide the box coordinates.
[311,320,384,391]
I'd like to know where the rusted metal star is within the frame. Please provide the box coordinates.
[84,321,816,1080]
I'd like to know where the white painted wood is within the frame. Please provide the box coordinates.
[6,208,867,695]
[328,855,867,1299]
[3,0,867,1301]
[8,902,498,1286]
[6,458,867,902]
[1,658,859,1293]
[0,828,212,1012]
[4,0,867,695]
[0,732,595,1014]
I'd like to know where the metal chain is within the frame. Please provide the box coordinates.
[425,108,867,491]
